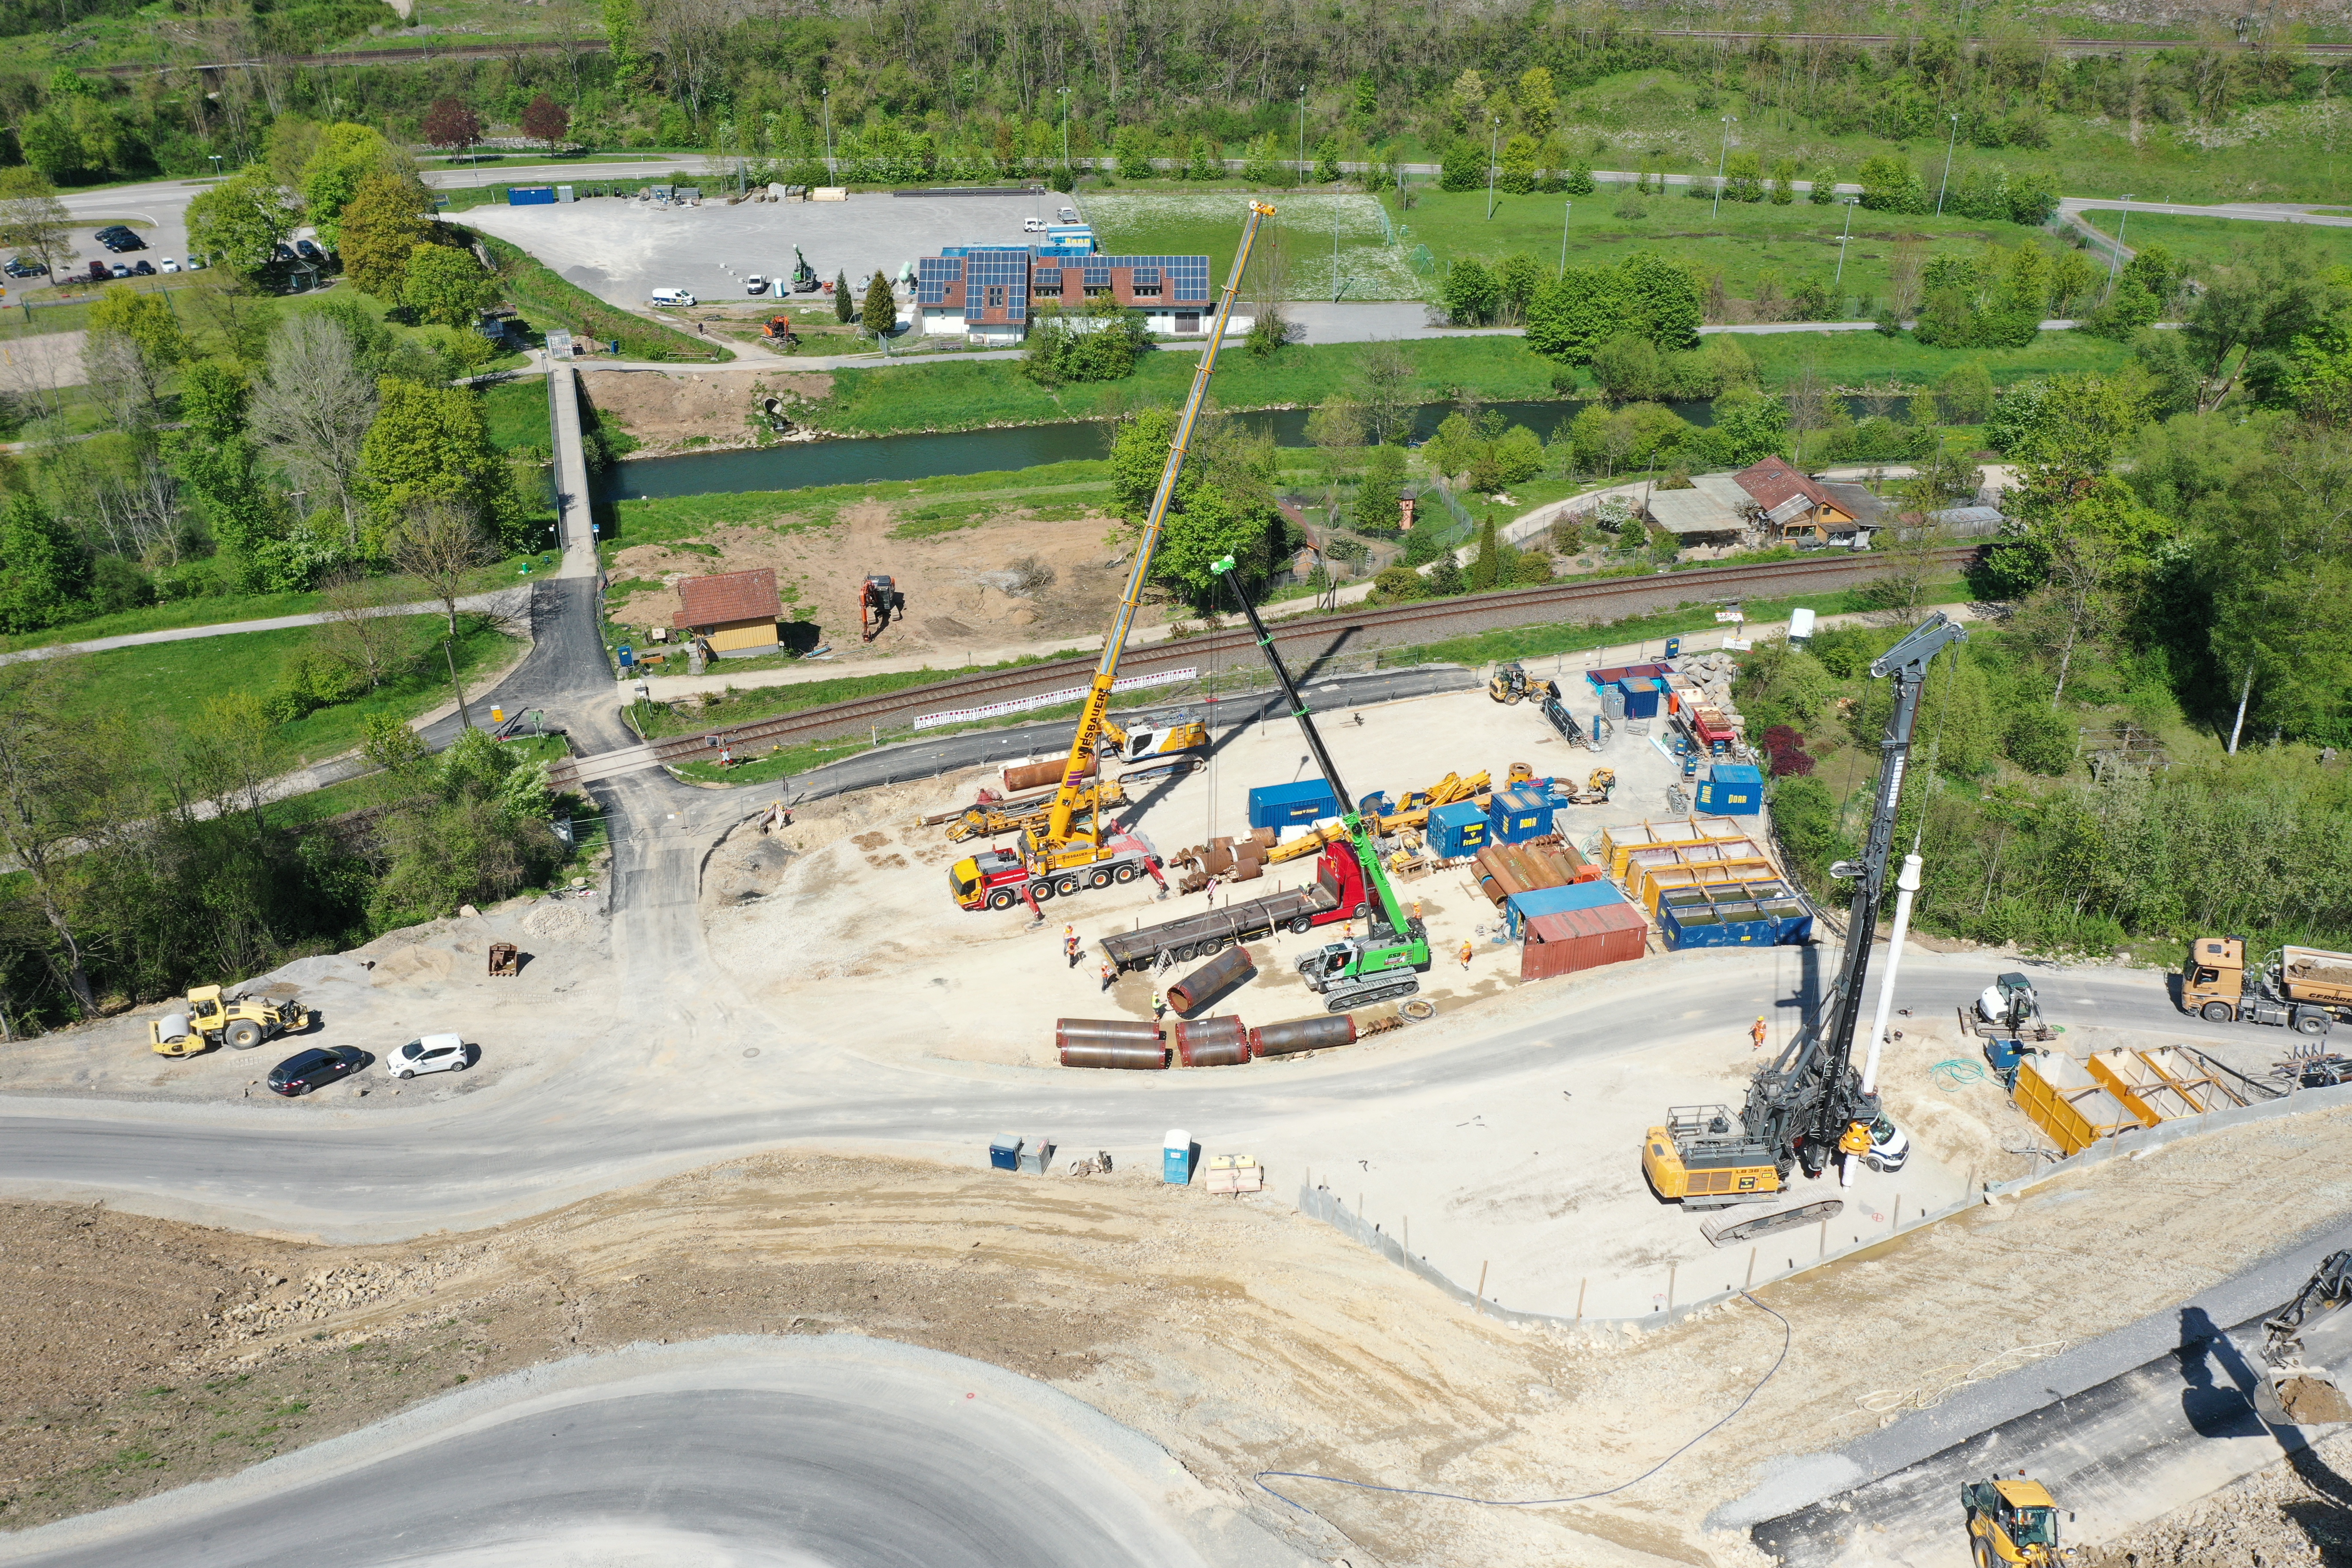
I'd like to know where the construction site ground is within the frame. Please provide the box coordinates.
[579,365,830,456]
[603,494,1149,666]
[8,1105,2352,1567]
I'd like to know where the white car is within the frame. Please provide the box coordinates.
[185,255,205,270]
[650,287,696,307]
[1022,217,1047,233]
[743,274,768,295]
[158,257,180,273]
[1057,206,1078,223]
[1863,1114,1909,1174]
[388,1033,473,1080]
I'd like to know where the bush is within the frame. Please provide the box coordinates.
[1439,142,1485,193]
[1021,310,1153,386]
[1370,564,1426,601]
[1760,724,1817,776]
[2005,706,2076,775]
[1769,773,1843,881]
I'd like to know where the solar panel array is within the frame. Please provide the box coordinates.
[962,247,1031,323]
[1033,266,1064,301]
[916,255,964,306]
[1099,255,1212,304]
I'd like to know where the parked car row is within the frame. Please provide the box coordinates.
[266,1032,478,1096]
[94,224,145,253]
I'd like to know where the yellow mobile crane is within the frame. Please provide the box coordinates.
[949,201,1277,915]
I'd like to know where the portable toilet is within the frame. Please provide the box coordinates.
[1488,784,1555,845]
[1618,678,1662,720]
[1163,1129,1193,1185]
[1247,779,1339,829]
[1694,762,1764,815]
[1427,799,1489,859]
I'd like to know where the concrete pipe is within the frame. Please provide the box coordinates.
[1058,1041,1170,1069]
[1249,1015,1358,1058]
[1167,945,1255,1015]
[1174,1017,1250,1068]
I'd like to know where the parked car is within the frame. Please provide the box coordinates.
[743,274,768,295]
[649,287,695,307]
[3,257,44,278]
[1022,216,1047,233]
[293,239,325,262]
[266,1044,366,1096]
[108,262,132,278]
[1057,206,1078,223]
[130,260,155,276]
[100,230,146,252]
[184,255,205,270]
[386,1033,472,1080]
[84,260,110,282]
[158,257,179,273]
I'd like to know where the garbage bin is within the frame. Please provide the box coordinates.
[989,1134,1022,1172]
[1162,1129,1193,1185]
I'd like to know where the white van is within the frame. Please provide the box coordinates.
[650,288,696,307]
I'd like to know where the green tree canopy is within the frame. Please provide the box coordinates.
[402,242,498,327]
[187,169,301,279]
[337,172,435,300]
[358,380,523,548]
[301,124,399,249]
[0,493,87,633]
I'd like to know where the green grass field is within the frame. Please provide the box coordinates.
[481,376,552,451]
[2077,209,2352,276]
[53,615,521,782]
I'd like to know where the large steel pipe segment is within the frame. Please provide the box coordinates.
[1174,1017,1251,1067]
[1167,945,1255,1015]
[1056,1017,1168,1069]
[1249,1015,1358,1058]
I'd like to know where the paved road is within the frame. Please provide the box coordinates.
[1736,1215,2352,1565]
[0,1336,1308,1568]
[0,587,530,666]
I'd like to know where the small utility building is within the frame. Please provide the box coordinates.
[675,567,782,657]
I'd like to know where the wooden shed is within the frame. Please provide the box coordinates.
[675,568,782,656]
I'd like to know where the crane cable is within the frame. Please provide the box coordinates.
[1253,1292,1790,1514]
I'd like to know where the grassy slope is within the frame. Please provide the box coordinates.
[2078,209,2352,273]
[54,616,521,779]
[595,457,1115,554]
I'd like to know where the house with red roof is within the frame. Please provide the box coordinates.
[1732,456,1873,545]
[675,567,782,657]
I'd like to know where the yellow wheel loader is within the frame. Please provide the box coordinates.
[1961,1475,2073,1565]
[150,985,313,1057]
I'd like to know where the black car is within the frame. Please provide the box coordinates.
[293,238,325,262]
[266,1045,365,1096]
[3,257,44,278]
[130,260,154,276]
[100,231,146,253]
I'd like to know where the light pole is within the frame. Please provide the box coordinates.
[1486,115,1500,219]
[2104,194,2134,296]
[1559,199,1572,275]
[1059,86,1070,175]
[207,153,222,177]
[1934,112,1960,215]
[1710,115,1736,218]
[1833,196,1857,294]
[1297,86,1308,190]
[823,87,834,184]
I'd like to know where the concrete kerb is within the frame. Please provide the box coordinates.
[1298,1078,2352,1333]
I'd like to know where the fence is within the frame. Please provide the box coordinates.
[1298,1075,2352,1332]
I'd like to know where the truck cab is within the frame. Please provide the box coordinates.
[2182,935,2246,1017]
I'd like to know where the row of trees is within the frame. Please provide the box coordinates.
[0,660,572,1035]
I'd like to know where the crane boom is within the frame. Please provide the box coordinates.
[1040,201,1276,852]
[1643,611,1966,1204]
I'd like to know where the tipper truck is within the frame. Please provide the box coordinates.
[2182,937,2351,1036]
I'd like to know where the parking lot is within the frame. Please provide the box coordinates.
[462,189,1070,312]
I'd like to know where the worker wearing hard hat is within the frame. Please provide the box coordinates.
[1751,1016,1768,1050]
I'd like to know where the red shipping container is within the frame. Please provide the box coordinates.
[1521,904,1648,979]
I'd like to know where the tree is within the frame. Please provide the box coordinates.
[1360,441,1407,528]
[1525,266,1624,361]
[88,284,187,370]
[1619,251,1705,349]
[1589,333,1661,402]
[2176,227,2343,413]
[1241,133,1283,186]
[1439,141,1484,192]
[1494,252,1543,324]
[1117,126,1157,181]
[301,124,399,249]
[360,381,523,550]
[1467,514,1502,589]
[423,98,485,156]
[336,171,434,300]
[386,498,496,642]
[861,269,896,341]
[0,167,70,278]
[248,312,380,547]
[1349,340,1416,445]
[403,242,499,326]
[0,664,136,1014]
[1708,386,1788,466]
[1442,258,1500,325]
[1935,359,1997,423]
[521,94,571,155]
[2205,428,2352,749]
[186,168,300,279]
[0,493,87,632]
[833,270,854,324]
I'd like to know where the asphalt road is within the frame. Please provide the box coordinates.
[1739,1215,2352,1565]
[0,1337,1308,1568]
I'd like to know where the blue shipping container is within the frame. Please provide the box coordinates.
[1427,799,1489,859]
[1246,779,1339,829]
[1488,785,1555,845]
[1694,762,1764,815]
[508,185,557,205]
[1618,678,1662,720]
[1504,879,1627,937]
[989,1134,1022,1171]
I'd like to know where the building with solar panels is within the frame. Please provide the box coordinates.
[912,236,1231,346]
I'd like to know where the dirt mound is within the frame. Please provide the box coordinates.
[579,368,830,456]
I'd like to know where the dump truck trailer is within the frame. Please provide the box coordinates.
[1099,841,1369,972]
[2183,936,2349,1035]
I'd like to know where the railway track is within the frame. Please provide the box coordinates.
[566,548,1975,787]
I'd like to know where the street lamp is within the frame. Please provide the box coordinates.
[207,153,222,177]
[1559,199,1572,275]
[1059,86,1070,175]
[2105,194,2134,295]
[1711,115,1736,218]
[823,87,834,184]
[1486,115,1501,219]
[1934,111,1960,216]
[1833,196,1857,290]
[1297,86,1308,190]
